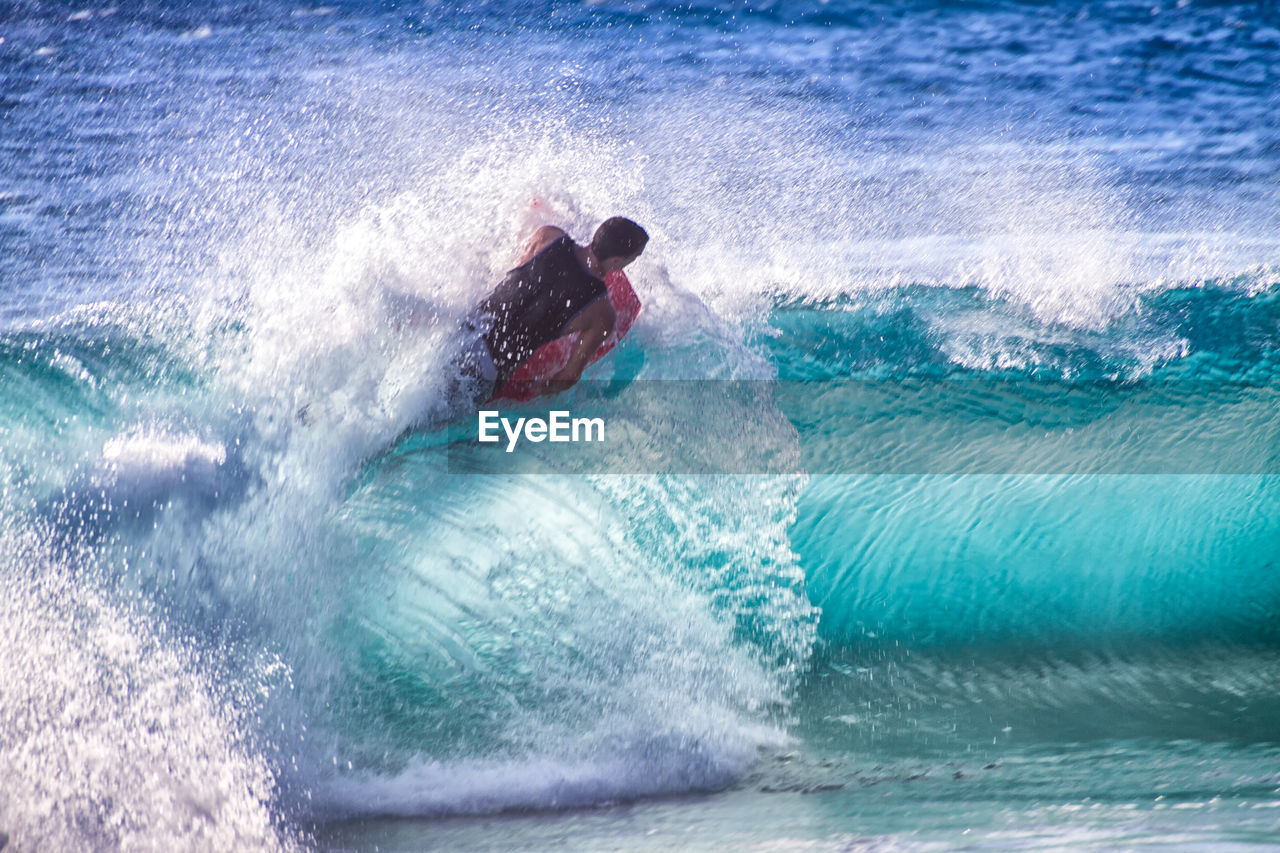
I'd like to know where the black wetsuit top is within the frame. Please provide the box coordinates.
[479,235,607,387]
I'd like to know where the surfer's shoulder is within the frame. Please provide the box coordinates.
[517,225,570,265]
[533,224,568,244]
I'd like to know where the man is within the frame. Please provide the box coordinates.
[459,216,648,402]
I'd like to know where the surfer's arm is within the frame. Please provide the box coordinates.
[516,225,568,265]
[542,297,615,396]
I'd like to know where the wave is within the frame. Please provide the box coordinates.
[0,189,817,826]
[0,136,1276,833]
[759,276,1280,654]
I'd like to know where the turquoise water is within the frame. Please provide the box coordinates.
[2,1,1279,850]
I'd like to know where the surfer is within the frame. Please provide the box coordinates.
[456,216,648,403]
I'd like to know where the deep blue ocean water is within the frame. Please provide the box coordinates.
[1,1,1279,849]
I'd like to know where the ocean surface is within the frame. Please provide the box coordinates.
[2,0,1279,849]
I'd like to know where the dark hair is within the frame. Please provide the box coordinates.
[591,217,649,262]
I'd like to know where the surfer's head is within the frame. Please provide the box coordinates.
[591,217,648,272]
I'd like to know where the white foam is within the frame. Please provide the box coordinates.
[92,430,229,507]
[100,431,227,476]
[314,722,782,820]
[0,533,295,851]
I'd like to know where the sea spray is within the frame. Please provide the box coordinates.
[0,531,295,852]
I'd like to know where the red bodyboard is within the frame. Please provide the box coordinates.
[491,270,641,402]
